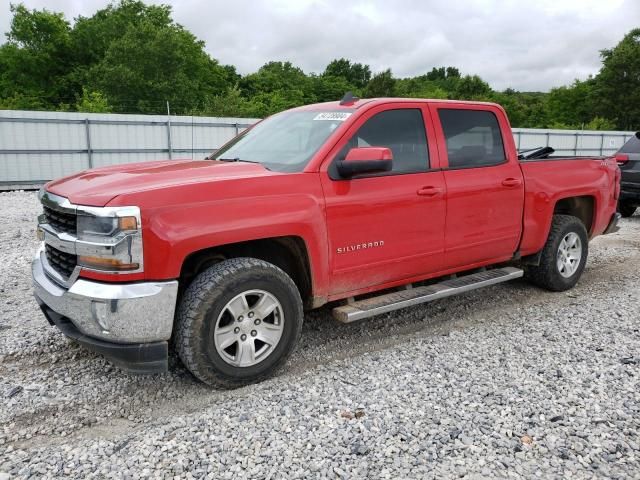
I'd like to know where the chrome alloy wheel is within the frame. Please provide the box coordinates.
[557,232,582,278]
[213,289,284,367]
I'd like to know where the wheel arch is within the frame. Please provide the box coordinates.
[552,195,595,236]
[521,195,595,265]
[179,236,315,309]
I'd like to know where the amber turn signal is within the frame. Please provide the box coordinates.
[118,216,138,231]
[78,255,139,271]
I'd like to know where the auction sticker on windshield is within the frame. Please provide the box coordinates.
[313,112,352,121]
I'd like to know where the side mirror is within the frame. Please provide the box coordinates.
[635,131,640,139]
[337,147,393,178]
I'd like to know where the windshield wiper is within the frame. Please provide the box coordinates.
[217,157,260,164]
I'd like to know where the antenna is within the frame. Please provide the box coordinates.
[340,92,359,106]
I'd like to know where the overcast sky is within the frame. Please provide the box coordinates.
[1,0,638,91]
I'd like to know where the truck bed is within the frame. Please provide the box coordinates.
[518,156,618,256]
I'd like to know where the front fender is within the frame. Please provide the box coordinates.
[137,176,330,299]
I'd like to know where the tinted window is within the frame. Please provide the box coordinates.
[337,109,429,174]
[619,135,640,154]
[438,109,506,168]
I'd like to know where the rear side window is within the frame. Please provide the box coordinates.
[619,136,640,154]
[336,109,429,174]
[438,109,506,168]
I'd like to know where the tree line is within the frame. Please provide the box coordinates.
[1,1,638,130]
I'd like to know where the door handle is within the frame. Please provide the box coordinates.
[417,186,442,197]
[501,178,522,187]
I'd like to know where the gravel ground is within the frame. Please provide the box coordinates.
[0,190,639,479]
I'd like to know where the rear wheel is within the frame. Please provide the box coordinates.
[525,214,588,291]
[618,202,637,218]
[175,258,303,388]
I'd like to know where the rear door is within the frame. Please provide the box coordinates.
[320,104,447,297]
[429,103,525,269]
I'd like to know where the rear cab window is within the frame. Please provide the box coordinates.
[438,109,506,169]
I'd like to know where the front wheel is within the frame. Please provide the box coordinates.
[618,202,637,218]
[175,258,303,388]
[525,214,588,292]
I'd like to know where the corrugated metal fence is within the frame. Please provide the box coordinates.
[512,128,635,157]
[0,110,635,189]
[0,110,259,189]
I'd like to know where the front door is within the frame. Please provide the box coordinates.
[320,105,447,298]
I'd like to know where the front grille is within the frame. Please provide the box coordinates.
[43,205,76,235]
[45,244,77,279]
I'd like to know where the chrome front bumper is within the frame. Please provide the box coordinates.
[32,244,178,344]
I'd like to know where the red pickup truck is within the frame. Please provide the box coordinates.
[32,98,621,387]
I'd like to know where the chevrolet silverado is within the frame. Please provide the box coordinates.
[32,97,621,387]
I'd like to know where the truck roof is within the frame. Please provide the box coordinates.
[293,97,502,111]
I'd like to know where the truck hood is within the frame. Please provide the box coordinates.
[46,159,275,206]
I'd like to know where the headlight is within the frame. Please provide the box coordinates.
[77,213,138,240]
[75,206,143,273]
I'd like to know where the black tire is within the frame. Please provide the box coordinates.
[175,257,303,388]
[525,214,588,292]
[618,202,637,218]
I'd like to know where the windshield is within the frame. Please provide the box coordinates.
[211,110,354,172]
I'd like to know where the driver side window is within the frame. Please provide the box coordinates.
[335,108,430,175]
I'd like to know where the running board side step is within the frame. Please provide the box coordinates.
[332,267,523,323]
